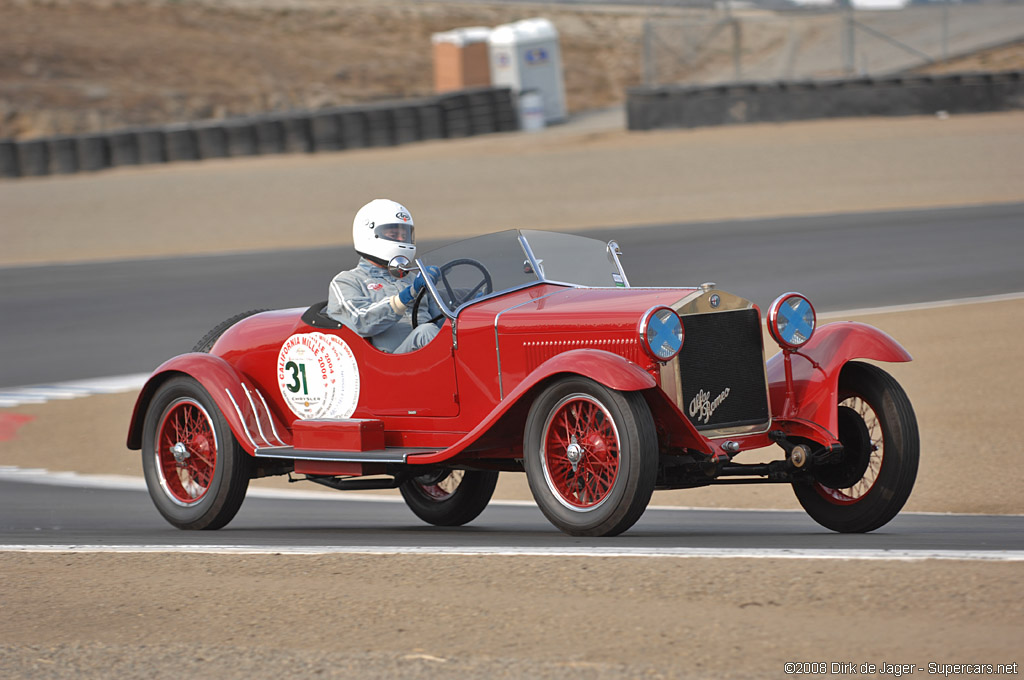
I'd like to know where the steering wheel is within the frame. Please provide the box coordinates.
[411,258,493,328]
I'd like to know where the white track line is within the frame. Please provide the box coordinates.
[817,291,1024,319]
[1,293,1021,408]
[1,544,1022,562]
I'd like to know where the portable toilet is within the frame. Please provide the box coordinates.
[432,26,493,93]
[488,18,567,124]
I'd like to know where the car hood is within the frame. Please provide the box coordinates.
[494,287,697,335]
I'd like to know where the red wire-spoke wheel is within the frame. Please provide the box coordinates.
[524,377,657,537]
[541,395,621,510]
[156,397,217,505]
[141,376,251,530]
[399,468,499,527]
[793,362,919,533]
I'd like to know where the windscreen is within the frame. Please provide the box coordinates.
[521,230,626,288]
[417,229,628,316]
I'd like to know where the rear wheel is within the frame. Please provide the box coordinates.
[524,377,657,537]
[142,376,250,530]
[399,469,499,526]
[793,361,919,533]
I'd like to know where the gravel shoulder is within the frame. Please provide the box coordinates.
[1,553,1021,679]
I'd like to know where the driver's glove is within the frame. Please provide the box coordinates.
[396,266,440,307]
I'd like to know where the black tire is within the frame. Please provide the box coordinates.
[399,469,499,526]
[192,309,269,353]
[523,377,658,537]
[141,376,251,530]
[793,361,919,533]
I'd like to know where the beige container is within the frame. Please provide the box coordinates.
[432,26,493,93]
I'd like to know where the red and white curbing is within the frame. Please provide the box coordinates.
[0,372,150,408]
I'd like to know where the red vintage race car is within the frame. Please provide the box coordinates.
[127,229,918,536]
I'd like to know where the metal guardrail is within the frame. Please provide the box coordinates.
[626,71,1023,130]
[0,87,518,180]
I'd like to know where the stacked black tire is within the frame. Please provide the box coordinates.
[1,87,518,179]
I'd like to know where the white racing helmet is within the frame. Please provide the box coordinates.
[352,198,416,266]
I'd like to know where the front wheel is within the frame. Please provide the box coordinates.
[399,468,499,526]
[793,361,919,533]
[524,377,658,537]
[141,376,251,530]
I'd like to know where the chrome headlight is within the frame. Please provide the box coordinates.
[767,292,816,350]
[640,306,684,362]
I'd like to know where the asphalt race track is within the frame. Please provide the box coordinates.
[1,202,1022,388]
[1,478,1022,559]
[2,202,1023,559]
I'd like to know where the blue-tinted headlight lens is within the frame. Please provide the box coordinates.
[646,308,683,360]
[776,296,815,346]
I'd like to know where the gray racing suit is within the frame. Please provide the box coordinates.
[326,258,439,354]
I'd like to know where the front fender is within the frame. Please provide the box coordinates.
[766,321,912,436]
[516,348,658,394]
[126,353,291,454]
[409,349,656,464]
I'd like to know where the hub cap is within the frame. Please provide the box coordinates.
[541,395,621,511]
[413,470,464,500]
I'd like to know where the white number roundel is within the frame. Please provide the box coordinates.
[276,333,360,419]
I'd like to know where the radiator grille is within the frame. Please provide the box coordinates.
[675,308,770,434]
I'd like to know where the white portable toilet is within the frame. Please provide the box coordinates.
[488,18,567,125]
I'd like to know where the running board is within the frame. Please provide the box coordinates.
[252,446,437,464]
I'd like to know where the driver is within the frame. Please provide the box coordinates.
[326,199,440,354]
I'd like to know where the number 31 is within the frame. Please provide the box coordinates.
[284,361,308,395]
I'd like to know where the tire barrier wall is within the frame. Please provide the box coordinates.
[626,71,1023,131]
[0,87,518,179]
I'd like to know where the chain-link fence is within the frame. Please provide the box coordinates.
[642,3,1024,86]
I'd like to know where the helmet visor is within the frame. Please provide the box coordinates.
[374,222,414,244]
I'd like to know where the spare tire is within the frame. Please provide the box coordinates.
[191,309,269,353]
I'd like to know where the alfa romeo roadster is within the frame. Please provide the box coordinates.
[127,229,918,536]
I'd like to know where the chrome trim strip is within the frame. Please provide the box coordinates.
[242,385,284,448]
[493,289,565,400]
[252,387,287,446]
[239,383,272,446]
[225,388,258,450]
[251,447,417,464]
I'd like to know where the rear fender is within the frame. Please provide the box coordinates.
[126,353,291,454]
[766,321,912,437]
[408,349,656,464]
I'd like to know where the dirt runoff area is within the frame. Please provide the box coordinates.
[0,0,651,140]
[1,553,1020,679]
